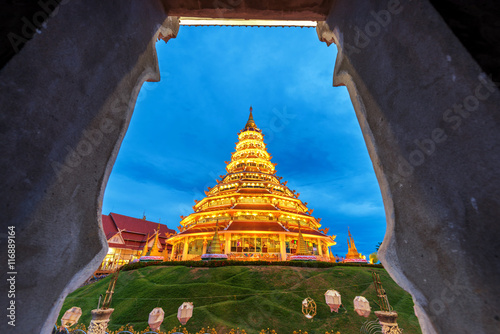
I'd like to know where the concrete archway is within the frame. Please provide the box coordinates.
[318,2,500,332]
[0,1,498,333]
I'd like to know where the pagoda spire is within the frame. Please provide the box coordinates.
[244,106,257,129]
[140,233,150,257]
[345,228,366,262]
[208,222,222,254]
[348,227,358,252]
[150,223,162,256]
[296,221,308,255]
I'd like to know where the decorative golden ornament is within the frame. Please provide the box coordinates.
[301,297,317,319]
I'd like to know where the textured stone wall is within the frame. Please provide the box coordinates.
[0,1,177,333]
[319,1,500,333]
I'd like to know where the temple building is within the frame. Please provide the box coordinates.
[166,108,336,261]
[343,228,367,263]
[97,213,175,273]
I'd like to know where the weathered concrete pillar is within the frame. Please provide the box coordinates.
[87,308,115,334]
[318,1,500,333]
[375,311,403,334]
[0,1,178,333]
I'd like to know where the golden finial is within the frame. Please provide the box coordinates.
[244,106,257,129]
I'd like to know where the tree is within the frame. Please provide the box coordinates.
[375,241,383,252]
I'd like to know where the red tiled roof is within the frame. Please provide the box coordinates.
[101,213,175,251]
[227,221,286,232]
[102,214,118,239]
[108,212,175,235]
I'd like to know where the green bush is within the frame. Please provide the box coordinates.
[121,260,383,272]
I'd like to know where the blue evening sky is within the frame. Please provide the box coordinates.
[102,26,386,258]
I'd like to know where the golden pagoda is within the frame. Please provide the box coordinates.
[166,107,336,261]
[201,222,228,260]
[343,228,367,263]
[139,225,165,262]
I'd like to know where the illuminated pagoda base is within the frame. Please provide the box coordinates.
[201,254,228,261]
[166,108,336,262]
[343,228,368,263]
[343,258,368,263]
[289,255,318,261]
[139,256,164,262]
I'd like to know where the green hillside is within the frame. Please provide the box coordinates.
[59,265,421,334]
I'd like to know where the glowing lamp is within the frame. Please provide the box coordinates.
[353,296,371,317]
[148,307,164,331]
[324,290,342,313]
[60,306,82,328]
[177,302,194,325]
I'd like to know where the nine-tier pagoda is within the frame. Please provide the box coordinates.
[166,107,336,261]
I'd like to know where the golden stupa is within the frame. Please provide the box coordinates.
[139,224,165,261]
[343,228,367,263]
[166,107,336,261]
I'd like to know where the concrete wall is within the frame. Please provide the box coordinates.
[319,1,500,333]
[0,1,177,333]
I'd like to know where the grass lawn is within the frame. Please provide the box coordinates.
[58,265,421,334]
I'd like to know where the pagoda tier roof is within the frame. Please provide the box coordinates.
[275,207,311,216]
[177,221,222,235]
[232,203,277,210]
[199,204,233,212]
[227,221,285,232]
[287,226,327,237]
[173,220,330,239]
[236,188,272,194]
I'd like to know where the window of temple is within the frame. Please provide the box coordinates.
[172,242,184,260]
[230,234,280,253]
[187,239,204,255]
